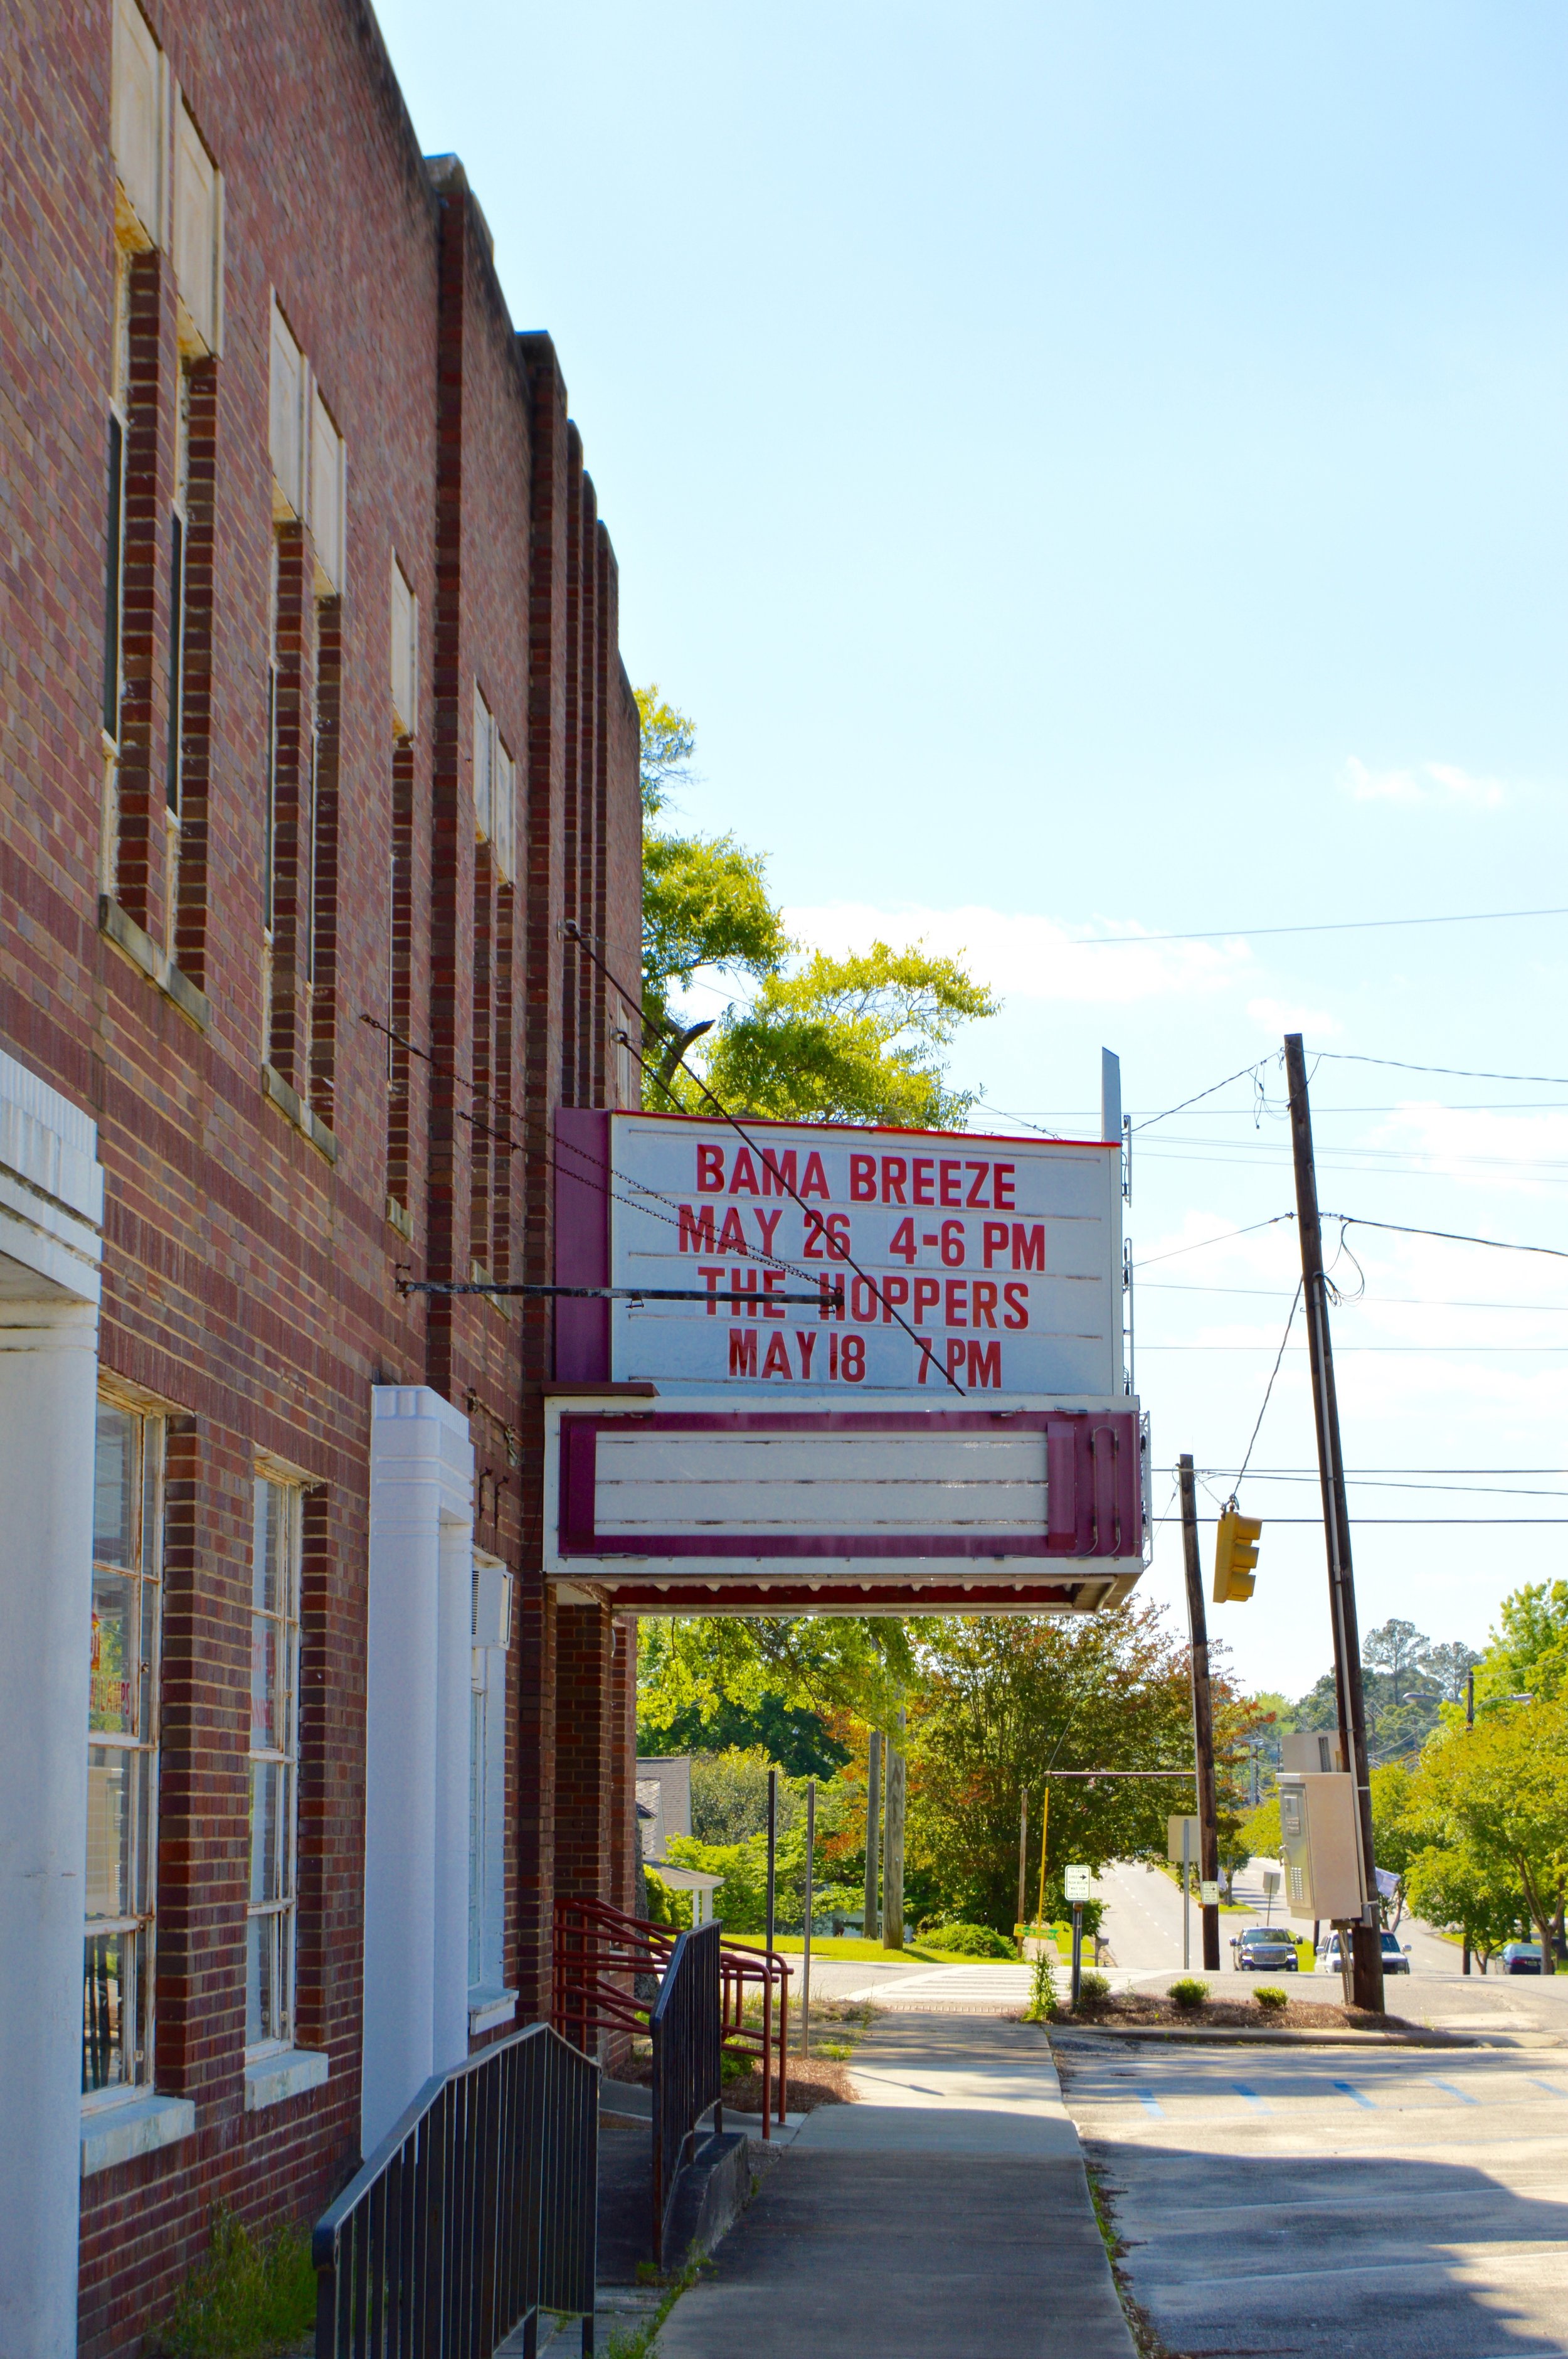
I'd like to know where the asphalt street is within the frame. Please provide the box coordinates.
[1094,1855,1460,1981]
[1054,2034,1568,2357]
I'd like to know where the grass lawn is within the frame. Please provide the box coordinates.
[721,1934,1018,1964]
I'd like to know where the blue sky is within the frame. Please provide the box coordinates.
[376,0,1568,1699]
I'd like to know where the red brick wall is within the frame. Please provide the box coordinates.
[0,1,640,2350]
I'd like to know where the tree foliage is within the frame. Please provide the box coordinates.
[904,1606,1196,1932]
[634,683,696,817]
[1406,1700,1568,1956]
[1475,1580,1568,1707]
[637,1616,913,1752]
[690,942,999,1128]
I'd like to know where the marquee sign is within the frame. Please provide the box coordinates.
[549,1104,1148,1613]
[557,1110,1125,1400]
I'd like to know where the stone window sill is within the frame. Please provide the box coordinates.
[469,1987,518,2037]
[81,2090,196,2177]
[99,896,210,1031]
[245,2047,330,2112]
[262,1064,337,1164]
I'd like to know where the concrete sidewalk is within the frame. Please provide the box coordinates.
[653,2013,1136,2358]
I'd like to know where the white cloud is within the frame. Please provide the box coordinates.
[1367,1100,1568,1201]
[1345,756,1507,810]
[780,900,1253,1006]
[1246,996,1342,1038]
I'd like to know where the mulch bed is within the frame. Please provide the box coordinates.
[613,2047,857,2113]
[1058,1991,1418,2032]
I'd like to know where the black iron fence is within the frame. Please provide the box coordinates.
[649,1922,723,2266]
[313,2022,598,2359]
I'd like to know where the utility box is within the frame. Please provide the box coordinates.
[1281,1730,1345,1774]
[1278,1772,1364,1919]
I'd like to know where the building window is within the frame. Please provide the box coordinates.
[84,1397,165,2097]
[247,1475,302,2054]
[469,1558,511,2003]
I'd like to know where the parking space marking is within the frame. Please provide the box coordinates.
[1232,2082,1269,2113]
[1136,2088,1165,2117]
[1428,2077,1478,2106]
[1330,2079,1375,2109]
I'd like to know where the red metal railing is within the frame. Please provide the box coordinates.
[552,1896,790,2135]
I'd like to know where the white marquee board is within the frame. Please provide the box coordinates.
[608,1112,1123,1398]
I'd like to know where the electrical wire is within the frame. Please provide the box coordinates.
[1327,1212,1568,1265]
[1232,1281,1301,1496]
[1132,1215,1296,1270]
[1064,905,1568,948]
[1131,1061,1269,1135]
[563,922,968,1395]
[1316,1052,1568,1087]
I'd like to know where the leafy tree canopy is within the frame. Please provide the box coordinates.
[634,683,696,818]
[903,1605,1199,1932]
[637,1614,914,1754]
[1476,1579,1568,1708]
[688,942,999,1128]
[1406,1699,1568,1956]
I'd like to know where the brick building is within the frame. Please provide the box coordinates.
[0,4,643,2354]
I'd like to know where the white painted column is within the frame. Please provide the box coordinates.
[0,1051,103,2359]
[363,1387,473,2153]
[431,1518,474,2075]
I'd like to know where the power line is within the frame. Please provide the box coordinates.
[1328,1212,1568,1265]
[1318,1052,1568,1087]
[1066,905,1568,949]
[1232,1281,1301,1495]
[1131,1061,1268,1135]
[1133,1215,1296,1270]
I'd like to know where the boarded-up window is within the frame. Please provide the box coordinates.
[493,736,516,883]
[171,99,222,354]
[473,687,494,843]
[111,0,167,248]
[268,300,306,521]
[310,387,345,595]
[389,560,417,739]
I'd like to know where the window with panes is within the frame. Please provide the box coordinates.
[247,1476,303,2053]
[84,1397,165,2095]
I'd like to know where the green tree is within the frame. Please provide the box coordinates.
[634,683,696,817]
[1402,1842,1524,1971]
[1475,1580,1568,1707]
[904,1606,1195,1932]
[637,1615,912,1751]
[1408,1701,1568,1959]
[692,943,999,1127]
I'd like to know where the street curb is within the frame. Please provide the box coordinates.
[1046,2023,1483,2048]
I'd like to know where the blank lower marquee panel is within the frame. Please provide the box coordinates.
[542,1399,1148,1610]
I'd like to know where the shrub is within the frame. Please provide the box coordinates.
[920,1922,1017,1958]
[1254,1985,1290,2012]
[1025,1955,1058,2021]
[153,2208,315,2359]
[1168,1978,1210,2010]
[1075,1970,1111,2006]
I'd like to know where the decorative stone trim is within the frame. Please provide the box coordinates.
[98,896,211,1032]
[262,1063,338,1164]
[386,1195,413,1242]
[80,2092,196,2177]
[468,1988,518,2037]
[243,2048,330,2112]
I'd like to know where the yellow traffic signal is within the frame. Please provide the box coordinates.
[1213,1505,1262,1604]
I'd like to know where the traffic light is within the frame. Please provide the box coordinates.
[1213,1503,1261,1603]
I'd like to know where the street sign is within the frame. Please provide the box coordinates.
[1199,1880,1219,1905]
[1167,1814,1199,1863]
[1064,1865,1091,1902]
[1261,1868,1281,1895]
[604,1110,1124,1397]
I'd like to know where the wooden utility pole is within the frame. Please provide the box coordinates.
[1285,1033,1385,2014]
[864,1730,882,1942]
[883,1710,906,1951]
[1017,1790,1029,1931]
[1179,1454,1221,1973]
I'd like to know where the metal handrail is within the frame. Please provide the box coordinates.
[313,2021,598,2359]
[649,1922,723,2264]
[552,1895,790,2137]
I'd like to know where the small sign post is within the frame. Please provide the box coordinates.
[1064,1865,1091,2008]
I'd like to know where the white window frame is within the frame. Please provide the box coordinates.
[83,1390,166,2107]
[246,1472,304,2058]
[468,1555,512,2022]
[473,686,494,846]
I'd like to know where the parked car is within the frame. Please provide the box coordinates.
[1231,1925,1300,1972]
[1316,1930,1412,1975]
[1501,1941,1545,1975]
